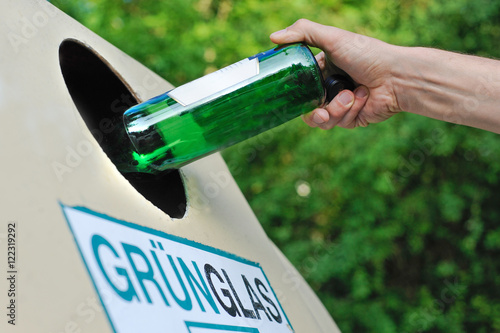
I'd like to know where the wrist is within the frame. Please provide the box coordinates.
[390,46,430,115]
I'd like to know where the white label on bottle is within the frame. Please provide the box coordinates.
[168,58,260,106]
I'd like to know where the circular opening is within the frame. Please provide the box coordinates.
[59,39,187,218]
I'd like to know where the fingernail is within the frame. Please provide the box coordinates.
[270,29,286,38]
[355,86,368,98]
[338,91,354,106]
[312,113,325,124]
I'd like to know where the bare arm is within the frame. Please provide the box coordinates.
[270,19,500,133]
[394,47,500,133]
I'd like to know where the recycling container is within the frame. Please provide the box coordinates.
[0,1,342,332]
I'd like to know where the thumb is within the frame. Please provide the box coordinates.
[270,19,335,50]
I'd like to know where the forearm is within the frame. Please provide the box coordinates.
[393,46,500,133]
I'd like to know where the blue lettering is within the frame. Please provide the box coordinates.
[150,250,192,310]
[178,258,219,314]
[122,243,170,306]
[91,235,138,302]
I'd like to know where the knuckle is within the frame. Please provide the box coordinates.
[294,18,310,29]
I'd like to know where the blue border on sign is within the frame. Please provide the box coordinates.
[60,203,118,333]
[185,321,259,332]
[59,203,293,332]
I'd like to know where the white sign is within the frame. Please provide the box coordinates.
[61,204,293,333]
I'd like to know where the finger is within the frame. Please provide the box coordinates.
[270,19,339,51]
[315,51,344,78]
[302,108,330,128]
[314,51,339,77]
[336,86,369,128]
[314,52,327,72]
[320,90,355,129]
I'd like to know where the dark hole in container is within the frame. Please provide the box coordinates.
[58,39,186,218]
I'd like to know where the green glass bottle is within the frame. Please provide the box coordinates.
[122,43,353,174]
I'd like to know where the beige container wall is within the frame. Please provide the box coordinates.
[0,1,341,332]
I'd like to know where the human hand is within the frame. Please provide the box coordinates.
[270,19,402,129]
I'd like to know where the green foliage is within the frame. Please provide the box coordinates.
[52,0,500,332]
